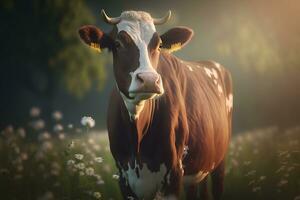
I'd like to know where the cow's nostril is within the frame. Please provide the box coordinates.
[136,73,145,83]
[155,75,160,85]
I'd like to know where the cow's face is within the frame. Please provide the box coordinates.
[112,14,163,102]
[79,10,193,119]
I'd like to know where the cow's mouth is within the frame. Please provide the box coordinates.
[128,92,161,101]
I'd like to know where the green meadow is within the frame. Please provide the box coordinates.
[0,123,299,200]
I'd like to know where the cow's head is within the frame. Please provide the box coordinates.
[78,10,193,120]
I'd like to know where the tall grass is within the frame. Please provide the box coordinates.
[0,110,299,200]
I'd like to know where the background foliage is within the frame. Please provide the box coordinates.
[1,0,300,132]
[0,0,108,128]
[0,0,300,199]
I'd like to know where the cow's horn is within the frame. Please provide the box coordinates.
[101,9,121,25]
[153,10,171,25]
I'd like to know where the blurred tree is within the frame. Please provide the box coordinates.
[0,0,107,106]
[215,14,282,74]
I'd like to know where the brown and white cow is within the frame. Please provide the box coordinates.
[78,10,233,200]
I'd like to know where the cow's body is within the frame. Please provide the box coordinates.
[79,10,233,200]
[107,52,233,199]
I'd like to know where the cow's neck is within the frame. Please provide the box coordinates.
[120,96,156,155]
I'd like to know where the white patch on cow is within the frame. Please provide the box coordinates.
[213,79,218,85]
[183,145,189,159]
[217,84,223,95]
[186,64,193,71]
[122,160,168,200]
[214,62,222,71]
[195,65,201,68]
[212,68,219,79]
[116,11,163,119]
[204,67,212,78]
[116,83,144,120]
[226,93,233,113]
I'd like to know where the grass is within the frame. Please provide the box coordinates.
[0,121,299,200]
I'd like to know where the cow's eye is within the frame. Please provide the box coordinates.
[158,42,163,50]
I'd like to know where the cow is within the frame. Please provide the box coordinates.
[78,10,233,200]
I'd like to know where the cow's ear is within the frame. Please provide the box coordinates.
[78,25,113,52]
[160,27,193,53]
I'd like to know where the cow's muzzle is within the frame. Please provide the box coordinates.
[129,72,163,97]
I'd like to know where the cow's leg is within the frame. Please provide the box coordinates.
[210,160,225,200]
[118,173,138,200]
[163,167,183,199]
[185,184,198,200]
[199,177,209,200]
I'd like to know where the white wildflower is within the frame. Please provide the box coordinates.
[75,163,85,170]
[58,133,65,140]
[93,192,101,199]
[53,124,63,132]
[16,165,23,172]
[112,174,119,179]
[68,141,75,149]
[94,157,103,163]
[20,153,28,160]
[68,124,73,129]
[259,176,266,181]
[277,179,288,187]
[252,186,261,192]
[93,144,101,151]
[41,141,53,152]
[248,180,255,185]
[96,179,105,185]
[17,128,26,138]
[67,160,75,166]
[243,161,251,166]
[88,138,95,144]
[52,111,63,121]
[38,132,51,141]
[85,167,95,176]
[79,171,85,176]
[81,116,95,128]
[30,107,40,117]
[74,154,84,160]
[245,170,256,176]
[32,119,45,130]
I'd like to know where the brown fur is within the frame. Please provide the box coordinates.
[107,52,233,199]
[78,18,232,200]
